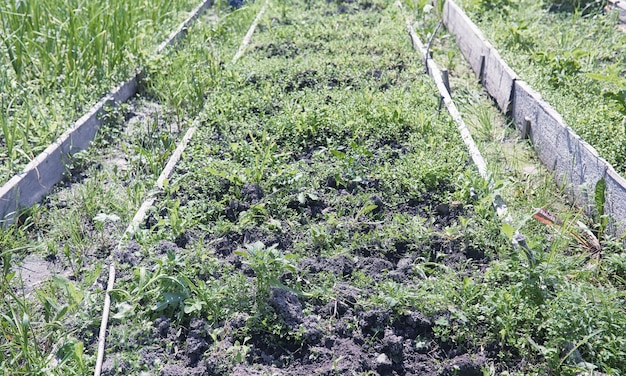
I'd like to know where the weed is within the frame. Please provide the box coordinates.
[235,241,297,311]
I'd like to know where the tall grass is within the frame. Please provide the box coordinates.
[0,0,202,182]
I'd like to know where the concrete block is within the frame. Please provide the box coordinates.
[532,101,570,182]
[443,0,490,76]
[511,80,542,135]
[566,130,609,211]
[482,48,517,113]
[512,81,572,189]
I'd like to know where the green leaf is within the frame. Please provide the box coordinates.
[570,48,588,59]
[153,292,186,312]
[595,178,606,218]
[357,204,378,218]
[501,222,515,240]
[112,302,134,320]
[297,192,306,204]
[384,296,398,308]
[330,149,345,158]
[184,298,205,314]
[587,72,626,85]
[74,341,85,369]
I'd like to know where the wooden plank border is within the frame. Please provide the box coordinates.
[441,0,626,235]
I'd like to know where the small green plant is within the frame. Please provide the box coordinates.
[97,102,129,145]
[532,49,587,87]
[588,64,626,123]
[226,337,251,364]
[93,212,121,237]
[504,21,535,52]
[235,242,297,310]
[247,131,277,184]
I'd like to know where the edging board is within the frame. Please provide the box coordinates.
[156,0,214,54]
[443,0,517,112]
[443,1,489,77]
[0,0,213,225]
[608,0,626,24]
[442,0,626,235]
[482,48,516,113]
[0,77,138,223]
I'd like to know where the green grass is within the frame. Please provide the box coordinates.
[0,0,204,182]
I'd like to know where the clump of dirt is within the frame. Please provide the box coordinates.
[255,41,301,59]
[299,255,355,277]
[240,183,264,204]
[128,227,491,375]
[284,69,320,92]
[113,241,142,265]
[104,216,492,376]
[269,287,304,328]
[225,200,250,222]
[287,191,328,219]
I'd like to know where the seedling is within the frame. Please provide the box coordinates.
[235,242,296,310]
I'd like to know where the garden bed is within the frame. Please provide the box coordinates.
[1,1,625,375]
[99,0,626,375]
[0,0,217,224]
[453,0,626,172]
[0,0,206,183]
[420,0,626,235]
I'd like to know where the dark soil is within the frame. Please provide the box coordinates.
[107,205,491,375]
